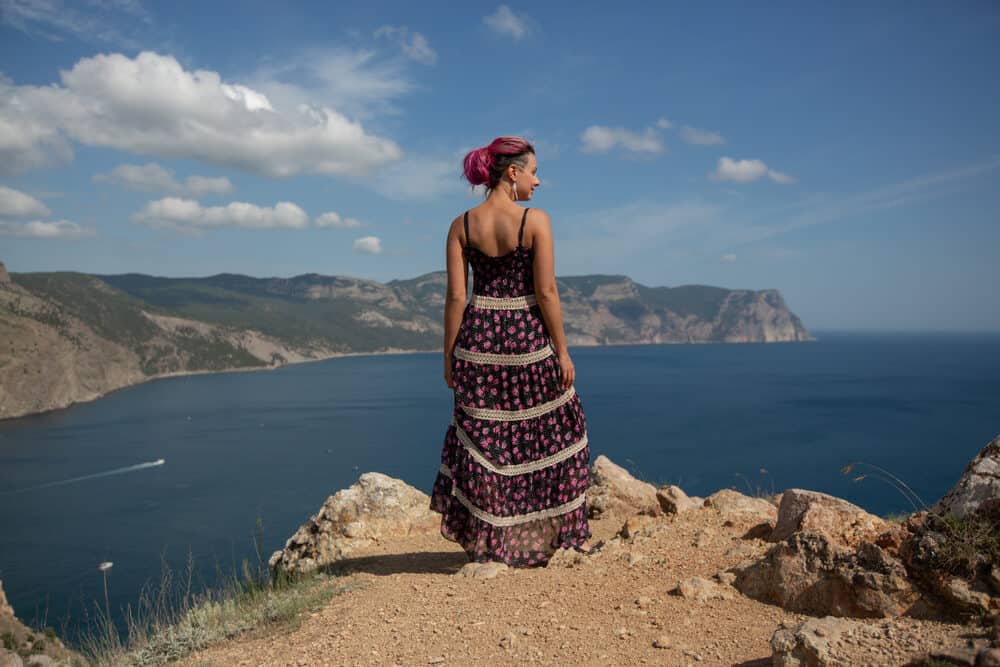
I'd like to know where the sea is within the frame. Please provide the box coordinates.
[0,330,998,643]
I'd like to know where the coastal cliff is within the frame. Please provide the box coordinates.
[0,263,812,419]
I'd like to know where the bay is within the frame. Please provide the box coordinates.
[0,330,998,642]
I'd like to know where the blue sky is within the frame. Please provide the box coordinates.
[0,1,997,332]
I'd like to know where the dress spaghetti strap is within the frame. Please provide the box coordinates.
[518,207,530,249]
[463,211,470,248]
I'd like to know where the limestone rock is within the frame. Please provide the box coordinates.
[703,489,778,523]
[771,616,892,667]
[935,434,1000,519]
[670,576,735,601]
[772,488,906,551]
[617,514,657,540]
[586,455,661,519]
[269,472,439,574]
[455,562,509,579]
[903,639,995,667]
[0,649,24,667]
[0,579,12,618]
[0,262,9,285]
[732,531,920,618]
[656,485,700,514]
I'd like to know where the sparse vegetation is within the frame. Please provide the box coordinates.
[76,522,369,667]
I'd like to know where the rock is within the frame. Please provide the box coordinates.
[0,650,23,667]
[703,489,778,524]
[455,562,508,579]
[935,434,1000,519]
[979,648,1000,667]
[546,547,587,568]
[657,485,700,514]
[0,579,12,618]
[0,262,9,285]
[269,472,440,574]
[24,657,56,667]
[900,523,1000,618]
[670,576,735,601]
[772,489,906,552]
[617,514,657,539]
[732,531,920,618]
[587,455,661,519]
[652,636,671,649]
[772,616,887,667]
[904,639,993,667]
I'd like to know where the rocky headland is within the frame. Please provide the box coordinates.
[0,261,812,420]
[2,434,997,665]
[205,433,995,665]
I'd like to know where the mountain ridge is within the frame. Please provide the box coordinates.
[0,262,813,420]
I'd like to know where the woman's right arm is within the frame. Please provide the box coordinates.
[530,209,575,390]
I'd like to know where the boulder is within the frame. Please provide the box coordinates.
[934,433,1000,519]
[772,489,906,552]
[656,485,700,515]
[732,531,921,618]
[669,576,735,601]
[703,489,778,524]
[899,509,1000,618]
[455,562,509,579]
[269,472,439,574]
[0,579,12,618]
[772,616,910,667]
[586,455,661,518]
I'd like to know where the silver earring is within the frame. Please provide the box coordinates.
[512,180,518,201]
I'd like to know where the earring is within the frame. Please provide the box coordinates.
[512,180,518,201]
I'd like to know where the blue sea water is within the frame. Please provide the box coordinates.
[0,330,997,642]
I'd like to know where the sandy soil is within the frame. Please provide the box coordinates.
[180,508,977,667]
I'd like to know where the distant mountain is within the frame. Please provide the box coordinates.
[0,261,812,419]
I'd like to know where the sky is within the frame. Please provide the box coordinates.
[0,1,997,332]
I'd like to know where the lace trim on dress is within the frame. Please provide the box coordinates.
[468,293,538,310]
[459,386,576,421]
[453,344,554,366]
[449,416,589,475]
[438,463,587,526]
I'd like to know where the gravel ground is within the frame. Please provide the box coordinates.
[180,507,978,666]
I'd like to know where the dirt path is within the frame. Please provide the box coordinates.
[181,509,972,666]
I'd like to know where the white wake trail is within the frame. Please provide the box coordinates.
[4,459,166,494]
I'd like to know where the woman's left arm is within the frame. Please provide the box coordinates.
[443,218,468,386]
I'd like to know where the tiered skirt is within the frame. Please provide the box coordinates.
[430,292,592,567]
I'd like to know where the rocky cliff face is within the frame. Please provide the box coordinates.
[2,265,812,419]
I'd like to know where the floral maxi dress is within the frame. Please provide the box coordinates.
[430,206,592,567]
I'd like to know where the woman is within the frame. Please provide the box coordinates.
[429,136,594,567]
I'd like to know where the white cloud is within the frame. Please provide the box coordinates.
[374,25,437,65]
[679,125,725,146]
[94,163,235,196]
[710,157,794,184]
[367,153,466,201]
[249,47,418,121]
[0,184,50,219]
[484,5,529,40]
[580,125,664,154]
[353,236,382,254]
[767,170,797,184]
[721,253,737,263]
[0,219,95,240]
[0,0,148,47]
[131,197,309,233]
[0,51,403,179]
[0,75,74,175]
[315,212,363,228]
[656,117,673,129]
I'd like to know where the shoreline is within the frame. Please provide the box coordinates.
[1,336,815,423]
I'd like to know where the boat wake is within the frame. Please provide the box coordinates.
[3,459,166,494]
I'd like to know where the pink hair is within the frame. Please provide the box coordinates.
[462,136,535,189]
